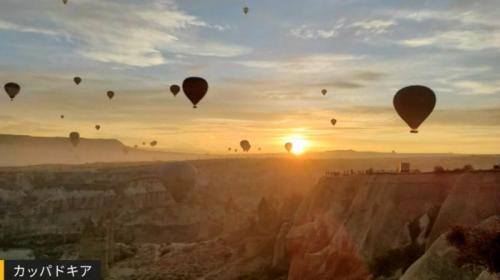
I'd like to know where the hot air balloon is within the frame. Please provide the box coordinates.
[156,162,198,202]
[258,147,261,151]
[95,125,101,130]
[321,89,327,95]
[243,6,249,14]
[73,77,81,85]
[63,0,68,4]
[285,142,293,153]
[69,132,80,147]
[182,77,208,108]
[393,85,436,133]
[142,142,146,146]
[234,149,238,152]
[170,85,180,96]
[150,141,158,147]
[240,140,251,152]
[4,82,20,101]
[331,118,337,126]
[228,147,232,151]
[107,91,115,100]
[60,115,65,119]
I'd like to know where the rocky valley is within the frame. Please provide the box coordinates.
[0,159,499,279]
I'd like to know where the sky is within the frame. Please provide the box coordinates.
[0,0,499,154]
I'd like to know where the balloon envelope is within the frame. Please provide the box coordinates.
[73,77,81,85]
[393,85,436,133]
[156,162,197,202]
[107,91,115,99]
[150,141,157,147]
[170,85,180,96]
[69,132,80,147]
[322,89,327,95]
[331,118,337,126]
[182,77,208,108]
[63,0,68,4]
[95,125,101,130]
[285,142,293,153]
[4,83,20,100]
[240,140,251,152]
[243,7,249,14]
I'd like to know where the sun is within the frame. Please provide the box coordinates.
[289,137,308,155]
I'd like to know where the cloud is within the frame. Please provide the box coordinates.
[431,107,500,126]
[0,20,61,37]
[290,24,341,39]
[236,54,363,74]
[290,18,396,40]
[400,30,500,51]
[454,81,500,95]
[350,19,397,35]
[0,0,249,67]
[397,8,500,27]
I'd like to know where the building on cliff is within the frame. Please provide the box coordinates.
[400,162,410,173]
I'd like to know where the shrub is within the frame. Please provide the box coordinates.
[434,166,445,173]
[462,164,474,172]
[447,226,500,273]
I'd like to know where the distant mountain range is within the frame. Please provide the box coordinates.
[312,149,460,158]
[0,134,498,167]
[0,134,207,166]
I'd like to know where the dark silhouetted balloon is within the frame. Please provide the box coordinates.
[243,6,249,14]
[63,0,68,4]
[394,85,436,133]
[107,91,114,99]
[234,149,238,152]
[69,132,80,147]
[322,89,327,95]
[74,77,81,85]
[60,115,64,119]
[228,147,232,151]
[240,140,251,152]
[170,85,180,96]
[285,142,293,153]
[331,118,337,126]
[182,77,208,108]
[4,83,20,101]
[142,142,146,146]
[150,140,157,147]
[157,162,197,202]
[95,125,101,130]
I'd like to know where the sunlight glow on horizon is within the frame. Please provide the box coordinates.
[284,135,309,155]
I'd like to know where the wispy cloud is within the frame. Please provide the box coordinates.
[454,81,500,95]
[236,54,364,74]
[400,30,500,51]
[290,18,396,40]
[0,0,249,67]
[0,20,61,37]
[350,19,397,35]
[289,22,344,39]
